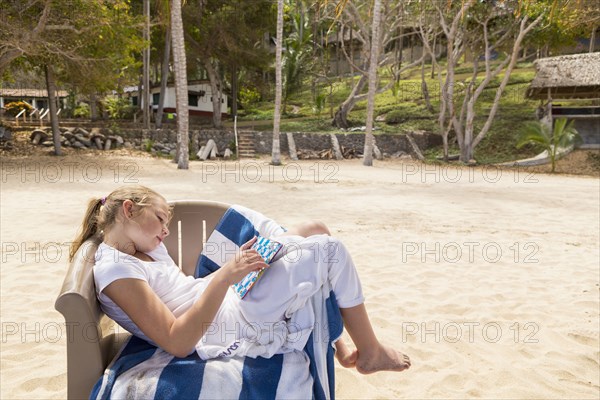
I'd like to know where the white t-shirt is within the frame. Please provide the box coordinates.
[93,242,210,345]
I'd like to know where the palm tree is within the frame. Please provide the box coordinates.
[142,0,151,130]
[271,0,284,166]
[516,118,581,173]
[363,0,383,166]
[170,0,189,169]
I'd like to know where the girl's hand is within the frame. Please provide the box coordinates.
[219,237,268,285]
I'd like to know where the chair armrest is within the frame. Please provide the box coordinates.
[54,239,125,399]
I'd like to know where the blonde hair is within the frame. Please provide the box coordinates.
[69,185,170,261]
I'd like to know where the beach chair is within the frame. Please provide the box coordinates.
[54,200,230,399]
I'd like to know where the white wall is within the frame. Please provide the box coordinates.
[146,83,228,114]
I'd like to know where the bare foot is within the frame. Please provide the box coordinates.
[334,339,358,368]
[355,344,411,375]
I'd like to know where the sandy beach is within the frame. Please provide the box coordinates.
[1,153,598,399]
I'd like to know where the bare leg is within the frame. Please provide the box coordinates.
[340,304,411,374]
[282,220,331,237]
[282,223,409,373]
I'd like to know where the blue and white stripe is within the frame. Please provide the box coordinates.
[91,205,343,400]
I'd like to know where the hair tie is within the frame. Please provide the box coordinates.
[100,196,107,205]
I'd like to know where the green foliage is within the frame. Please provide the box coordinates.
[0,1,144,96]
[516,118,582,172]
[239,86,262,109]
[282,3,315,113]
[243,108,274,121]
[312,92,327,115]
[144,139,154,153]
[521,0,599,52]
[103,97,135,120]
[228,139,237,153]
[385,109,407,125]
[4,101,33,117]
[73,103,90,119]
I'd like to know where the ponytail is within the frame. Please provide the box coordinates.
[69,198,103,261]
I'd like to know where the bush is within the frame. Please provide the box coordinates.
[312,93,327,115]
[239,86,261,109]
[385,109,408,125]
[103,96,135,119]
[73,103,90,118]
[4,101,33,117]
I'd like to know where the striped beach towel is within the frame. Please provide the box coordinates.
[91,205,343,400]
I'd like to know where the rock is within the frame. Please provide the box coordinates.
[104,137,113,150]
[74,134,91,147]
[74,127,89,136]
[198,139,217,160]
[90,130,106,150]
[41,140,54,147]
[0,126,12,141]
[30,129,48,145]
[391,151,407,158]
[72,141,85,149]
[349,126,366,132]
[223,148,232,159]
[0,141,13,150]
[399,154,413,160]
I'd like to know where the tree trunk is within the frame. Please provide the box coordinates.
[204,60,222,129]
[332,74,368,129]
[90,92,98,121]
[430,35,436,79]
[171,0,189,169]
[137,75,143,114]
[45,65,62,156]
[350,26,354,85]
[590,27,597,53]
[335,26,340,76]
[363,0,382,167]
[156,26,171,129]
[271,0,284,165]
[421,57,433,113]
[231,64,238,118]
[142,0,151,130]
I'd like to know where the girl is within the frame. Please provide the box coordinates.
[71,185,410,374]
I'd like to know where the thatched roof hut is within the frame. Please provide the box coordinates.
[526,52,600,100]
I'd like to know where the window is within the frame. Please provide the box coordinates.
[152,93,160,105]
[131,96,138,106]
[188,93,198,107]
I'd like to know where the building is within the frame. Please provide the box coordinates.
[124,80,228,117]
[526,52,600,148]
[0,87,68,112]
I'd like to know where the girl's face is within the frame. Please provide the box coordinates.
[126,199,170,253]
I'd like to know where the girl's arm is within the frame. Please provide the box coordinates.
[102,237,266,358]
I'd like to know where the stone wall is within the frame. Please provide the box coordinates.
[101,128,442,158]
[252,130,441,156]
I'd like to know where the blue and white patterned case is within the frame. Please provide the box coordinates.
[232,236,283,299]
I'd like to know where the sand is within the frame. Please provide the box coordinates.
[1,153,598,399]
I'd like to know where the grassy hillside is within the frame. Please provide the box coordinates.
[235,61,547,164]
